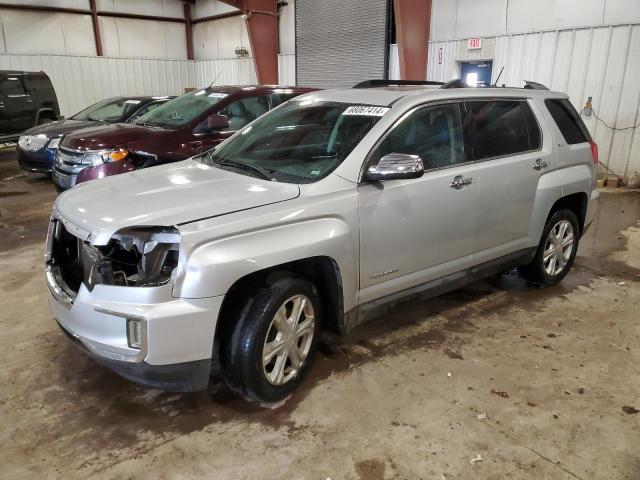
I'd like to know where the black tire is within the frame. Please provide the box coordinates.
[519,208,580,286]
[221,275,321,403]
[54,183,66,194]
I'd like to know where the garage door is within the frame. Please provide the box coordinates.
[295,0,389,88]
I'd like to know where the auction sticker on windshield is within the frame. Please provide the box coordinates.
[343,106,389,116]
[208,92,228,99]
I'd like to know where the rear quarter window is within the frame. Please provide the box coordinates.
[466,100,541,160]
[545,98,591,144]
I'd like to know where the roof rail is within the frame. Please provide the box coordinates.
[440,79,466,89]
[353,79,445,89]
[523,80,549,90]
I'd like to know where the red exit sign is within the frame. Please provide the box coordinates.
[468,37,482,50]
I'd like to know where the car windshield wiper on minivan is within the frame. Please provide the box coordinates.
[213,157,276,181]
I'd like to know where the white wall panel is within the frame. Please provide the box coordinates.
[456,0,507,38]
[0,0,88,9]
[96,0,183,18]
[196,57,256,87]
[279,0,296,55]
[507,0,605,34]
[193,16,251,59]
[0,10,95,56]
[278,54,295,85]
[430,0,457,41]
[431,0,640,41]
[99,16,187,59]
[604,0,640,25]
[192,0,239,19]
[394,23,640,177]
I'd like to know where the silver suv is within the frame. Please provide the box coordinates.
[46,81,599,403]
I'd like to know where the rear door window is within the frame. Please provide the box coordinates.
[545,98,591,144]
[465,100,541,160]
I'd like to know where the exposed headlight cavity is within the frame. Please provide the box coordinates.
[83,227,180,289]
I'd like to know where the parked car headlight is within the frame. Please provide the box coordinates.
[47,138,61,149]
[82,227,180,289]
[18,134,49,152]
[82,148,129,167]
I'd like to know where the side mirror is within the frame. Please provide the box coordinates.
[207,114,229,130]
[366,153,424,181]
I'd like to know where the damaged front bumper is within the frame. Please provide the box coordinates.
[48,280,223,391]
[45,215,223,392]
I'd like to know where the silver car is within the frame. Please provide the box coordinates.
[46,82,599,403]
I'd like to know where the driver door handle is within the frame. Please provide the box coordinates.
[532,158,549,171]
[450,175,473,189]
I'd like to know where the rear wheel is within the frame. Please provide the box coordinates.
[222,276,320,403]
[519,208,580,286]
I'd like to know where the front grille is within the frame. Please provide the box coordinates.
[48,220,84,295]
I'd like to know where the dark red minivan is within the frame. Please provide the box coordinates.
[52,85,315,190]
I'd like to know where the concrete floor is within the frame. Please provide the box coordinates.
[0,151,639,480]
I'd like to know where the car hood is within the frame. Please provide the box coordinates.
[21,119,101,137]
[54,159,300,245]
[60,123,167,151]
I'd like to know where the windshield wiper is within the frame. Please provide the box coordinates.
[214,158,276,181]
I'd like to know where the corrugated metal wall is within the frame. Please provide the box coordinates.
[390,23,640,177]
[278,54,296,86]
[0,54,263,118]
[196,57,256,87]
[295,0,388,88]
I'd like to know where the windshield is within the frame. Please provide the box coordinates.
[202,101,386,183]
[71,98,144,122]
[135,88,228,128]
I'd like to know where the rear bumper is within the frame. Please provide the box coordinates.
[17,147,56,174]
[48,280,224,392]
[583,188,599,233]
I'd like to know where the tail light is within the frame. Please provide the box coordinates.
[589,140,598,165]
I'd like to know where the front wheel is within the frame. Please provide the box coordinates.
[519,208,580,286]
[222,276,321,403]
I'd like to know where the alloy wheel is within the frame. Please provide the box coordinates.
[543,219,575,276]
[262,294,315,386]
